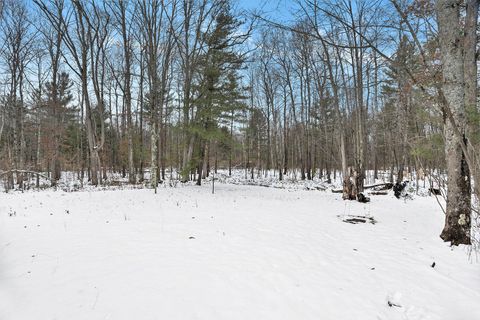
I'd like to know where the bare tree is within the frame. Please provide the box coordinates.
[136,0,177,190]
[1,0,35,188]
[35,0,108,185]
[437,0,473,245]
[108,0,136,183]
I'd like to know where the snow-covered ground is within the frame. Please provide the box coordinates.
[1,183,479,320]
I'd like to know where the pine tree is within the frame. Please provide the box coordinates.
[192,1,248,185]
[40,72,75,185]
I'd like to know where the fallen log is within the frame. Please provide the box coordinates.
[364,182,394,190]
[339,215,377,225]
[0,169,51,181]
[331,182,393,194]
[370,191,388,195]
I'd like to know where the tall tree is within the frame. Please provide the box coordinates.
[1,0,34,188]
[436,0,472,245]
[109,0,136,184]
[193,0,248,185]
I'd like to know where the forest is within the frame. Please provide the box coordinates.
[1,1,480,319]
[0,0,478,243]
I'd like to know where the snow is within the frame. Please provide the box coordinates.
[1,182,479,320]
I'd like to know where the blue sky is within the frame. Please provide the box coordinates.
[237,0,294,22]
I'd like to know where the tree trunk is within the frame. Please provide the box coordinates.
[437,0,471,245]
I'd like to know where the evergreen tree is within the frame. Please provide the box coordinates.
[40,72,75,184]
[191,0,248,185]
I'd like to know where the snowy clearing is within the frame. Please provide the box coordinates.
[1,184,479,320]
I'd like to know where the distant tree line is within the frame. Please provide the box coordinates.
[0,0,478,245]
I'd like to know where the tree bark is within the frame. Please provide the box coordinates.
[437,0,471,245]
